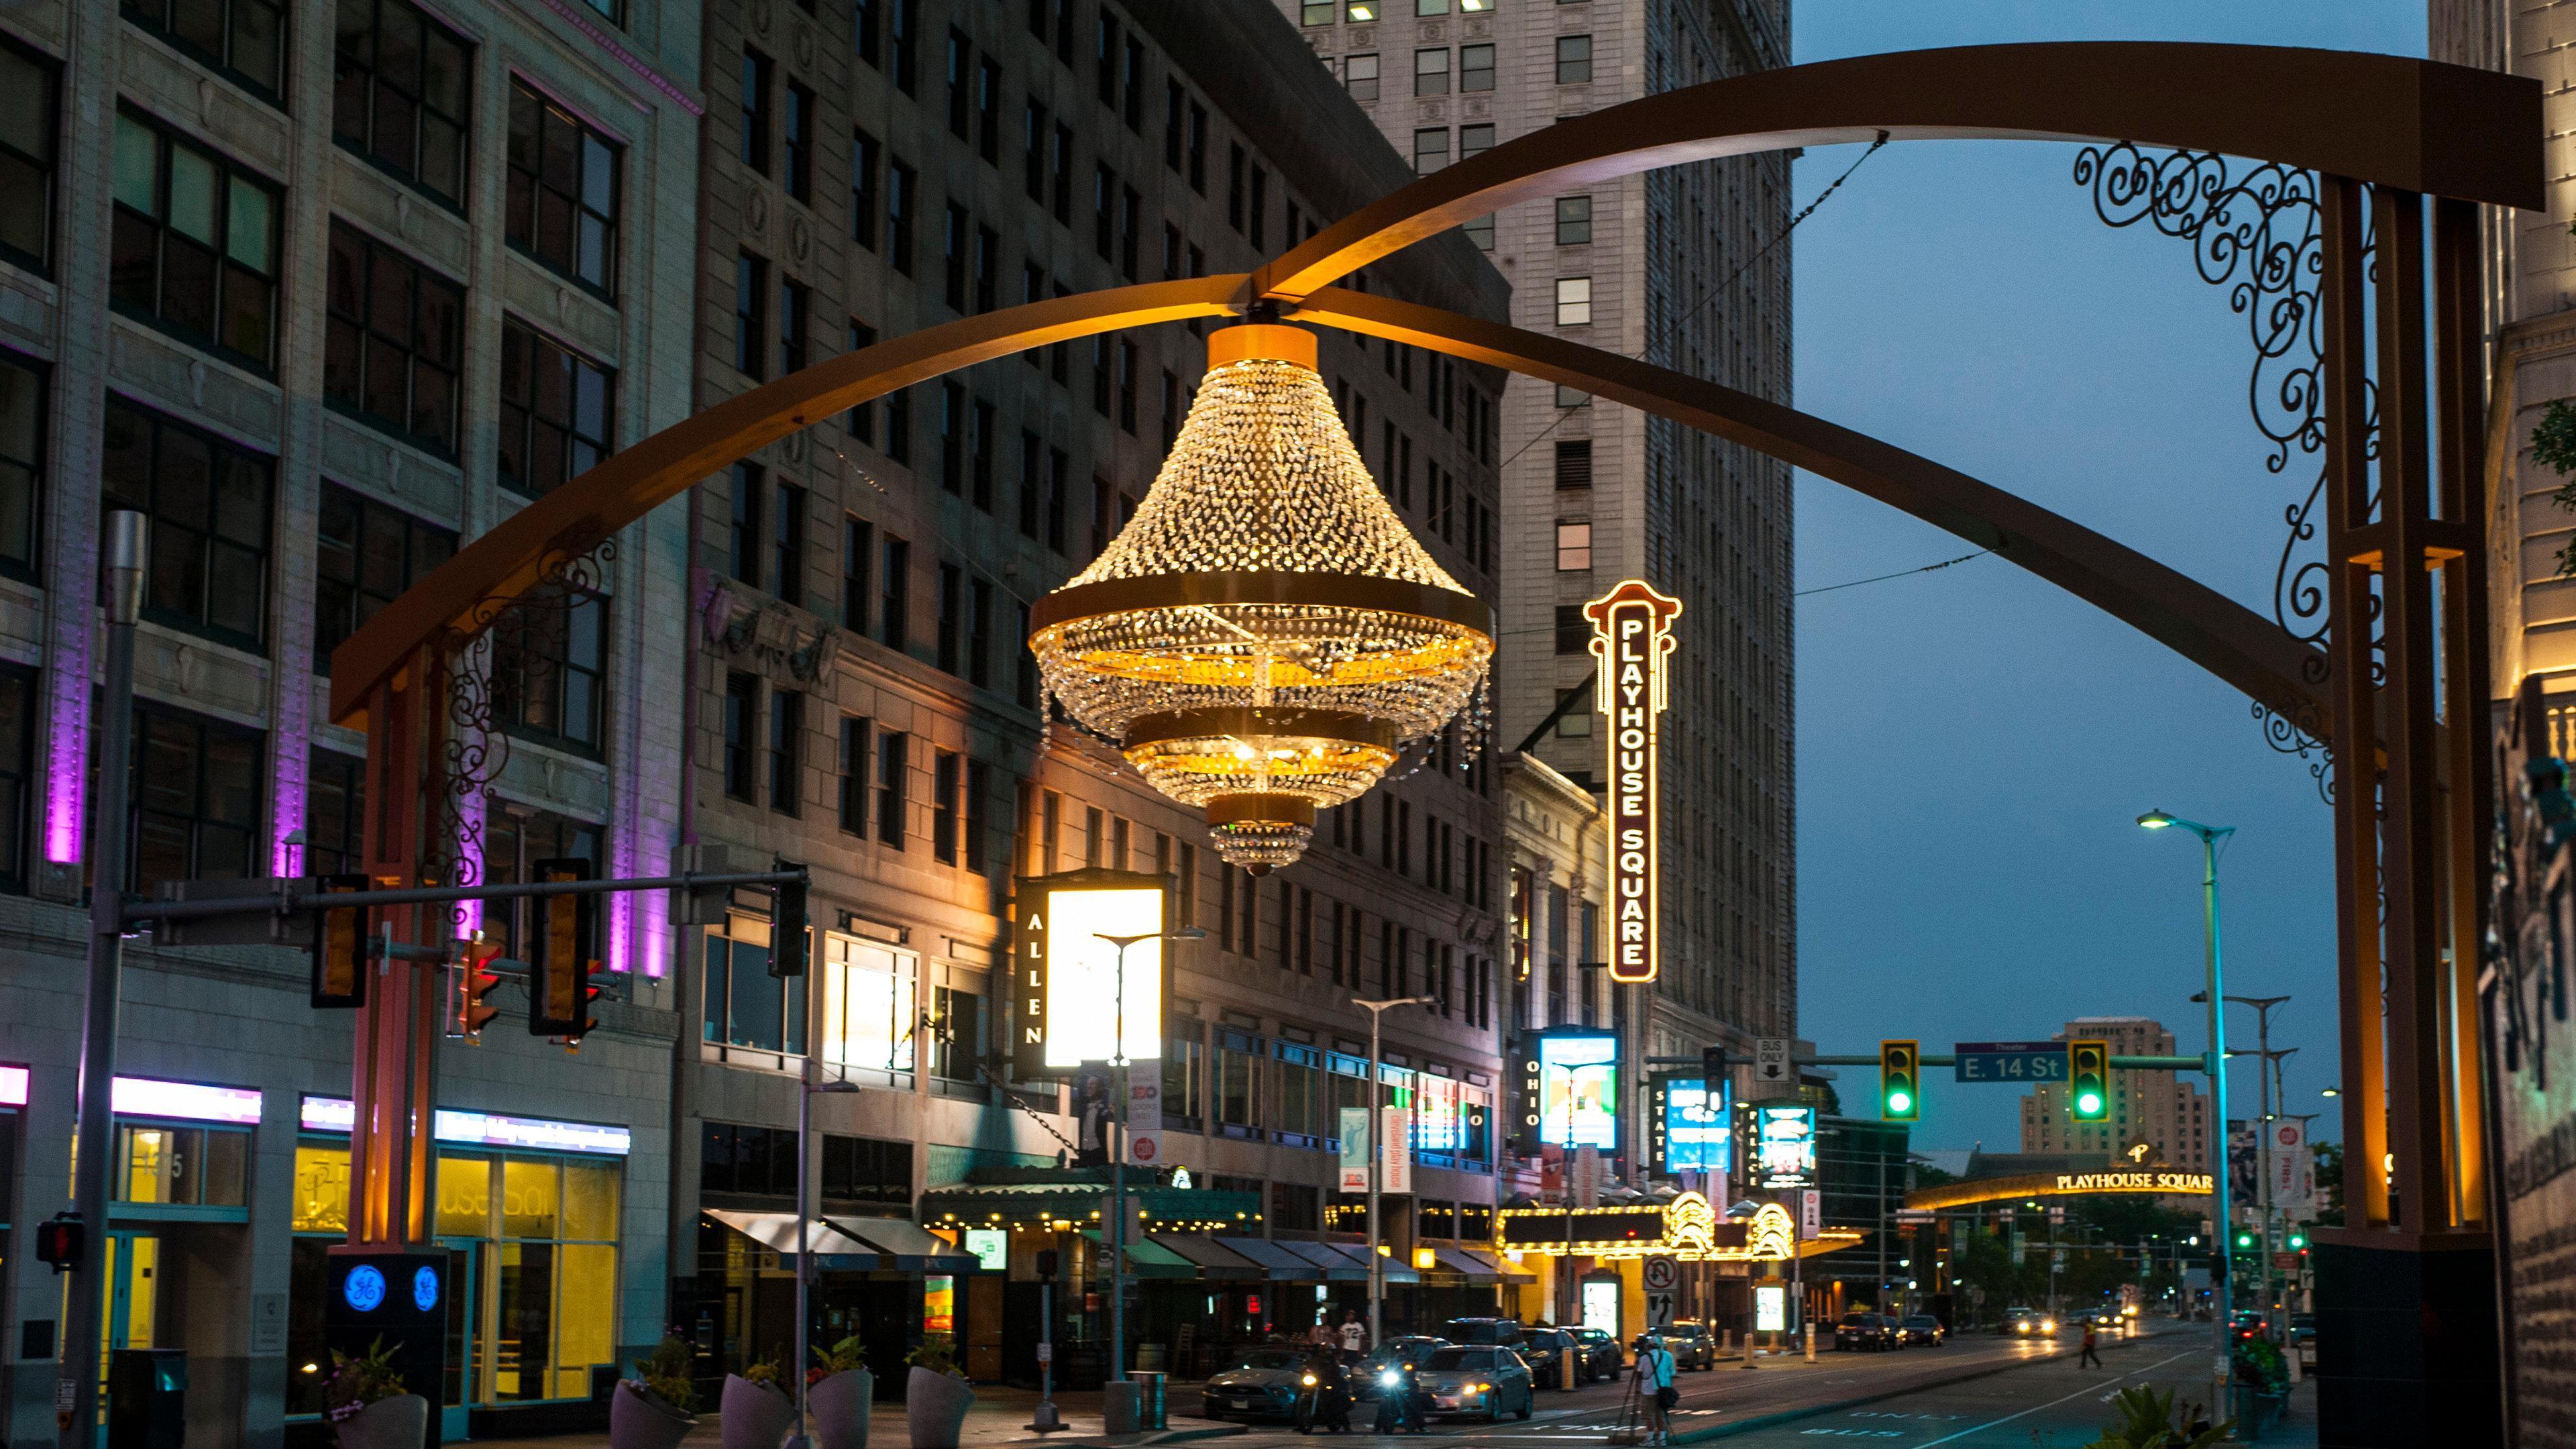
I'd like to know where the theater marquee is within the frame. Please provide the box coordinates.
[1584,580,1682,984]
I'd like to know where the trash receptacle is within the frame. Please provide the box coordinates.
[108,1348,186,1449]
[1128,1370,1167,1430]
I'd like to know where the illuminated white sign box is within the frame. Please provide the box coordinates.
[1012,870,1169,1079]
[301,1095,632,1156]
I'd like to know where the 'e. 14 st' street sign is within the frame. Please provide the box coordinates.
[1954,1042,2070,1083]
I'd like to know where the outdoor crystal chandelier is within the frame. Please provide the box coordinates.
[1028,323,1494,873]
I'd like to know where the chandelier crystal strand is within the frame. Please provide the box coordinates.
[1027,323,1495,872]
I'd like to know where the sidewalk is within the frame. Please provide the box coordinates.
[470,1381,1247,1449]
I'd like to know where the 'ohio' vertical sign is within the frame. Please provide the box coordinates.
[1584,580,1681,984]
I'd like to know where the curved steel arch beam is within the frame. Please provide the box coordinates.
[327,276,1248,724]
[1253,42,2541,303]
[1290,286,2330,729]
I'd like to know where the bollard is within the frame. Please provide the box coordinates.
[1804,1324,1816,1362]
[1102,1381,1140,1436]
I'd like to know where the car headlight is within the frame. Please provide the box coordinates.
[1301,1375,1317,1387]
[1381,1371,1401,1387]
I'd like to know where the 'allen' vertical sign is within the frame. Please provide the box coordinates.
[1585,580,1681,984]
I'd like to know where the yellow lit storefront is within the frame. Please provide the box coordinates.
[288,1097,631,1438]
[1494,1195,1861,1339]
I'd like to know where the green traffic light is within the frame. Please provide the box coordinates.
[2075,1090,2103,1116]
[2288,1233,2306,1249]
[1886,1089,1913,1115]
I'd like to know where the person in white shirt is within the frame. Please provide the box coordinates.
[1631,1334,1676,1445]
[1338,1312,1368,1356]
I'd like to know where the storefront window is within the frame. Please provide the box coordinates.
[1273,1044,1321,1140]
[115,1123,248,1207]
[292,1143,348,1231]
[1216,1030,1262,1132]
[1163,1031,1205,1128]
[1413,1075,1463,1154]
[820,932,916,1079]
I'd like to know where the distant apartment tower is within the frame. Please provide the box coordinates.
[2020,1017,2211,1167]
[1279,0,1797,1067]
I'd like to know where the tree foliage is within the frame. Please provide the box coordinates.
[2532,399,2576,576]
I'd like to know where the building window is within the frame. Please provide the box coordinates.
[704,916,808,1055]
[968,580,993,689]
[946,29,972,137]
[123,703,263,893]
[733,252,766,378]
[845,319,877,441]
[101,398,272,652]
[324,223,464,453]
[728,464,762,588]
[739,48,773,174]
[875,729,907,846]
[1345,1,1377,17]
[333,0,473,207]
[888,160,916,274]
[943,202,969,309]
[1413,48,1449,97]
[110,111,280,370]
[838,715,869,834]
[0,351,42,584]
[840,515,871,633]
[0,39,53,276]
[778,274,808,376]
[505,79,621,297]
[1555,276,1593,327]
[723,673,759,801]
[305,747,364,877]
[1556,34,1593,84]
[1555,520,1591,571]
[1460,42,1495,92]
[1555,193,1595,246]
[315,482,455,675]
[772,482,806,608]
[816,934,915,1077]
[480,808,602,963]
[128,0,286,99]
[1412,127,1448,174]
[784,80,813,201]
[494,589,608,755]
[932,750,959,863]
[1554,604,1586,655]
[1554,439,1593,489]
[935,561,963,674]
[879,533,909,649]
[498,318,614,498]
[888,0,918,91]
[1301,0,1333,21]
[852,129,881,250]
[1117,339,1139,432]
[1460,124,1495,162]
[769,688,802,816]
[977,56,1003,162]
[932,979,985,1077]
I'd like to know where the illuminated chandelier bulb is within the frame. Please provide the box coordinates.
[1027,322,1493,872]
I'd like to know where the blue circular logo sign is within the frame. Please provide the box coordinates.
[342,1264,386,1313]
[412,1265,441,1313]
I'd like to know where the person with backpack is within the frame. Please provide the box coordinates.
[1632,1334,1678,1446]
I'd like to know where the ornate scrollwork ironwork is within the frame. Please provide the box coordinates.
[434,533,621,922]
[2073,143,2383,803]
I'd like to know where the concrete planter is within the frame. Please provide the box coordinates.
[722,1375,798,1449]
[809,1368,874,1449]
[610,1381,698,1449]
[332,1393,429,1449]
[905,1367,975,1449]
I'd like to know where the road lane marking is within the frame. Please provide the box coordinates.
[1907,1352,2196,1447]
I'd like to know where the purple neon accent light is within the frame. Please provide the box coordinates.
[454,790,486,938]
[113,1075,264,1124]
[0,1064,26,1108]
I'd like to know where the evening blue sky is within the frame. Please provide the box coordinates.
[1788,1,2424,1150]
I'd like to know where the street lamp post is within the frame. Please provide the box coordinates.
[1095,926,1204,1388]
[2138,808,2235,1416]
[790,1066,860,1449]
[1354,996,1433,1351]
[2222,994,2290,1330]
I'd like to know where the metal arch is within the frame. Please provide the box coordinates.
[325,276,1249,725]
[1250,42,2542,305]
[1287,286,2332,732]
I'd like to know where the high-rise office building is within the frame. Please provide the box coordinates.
[2019,1017,2211,1170]
[1278,0,1798,1076]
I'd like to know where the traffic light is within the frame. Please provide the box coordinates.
[769,859,808,979]
[309,873,372,1008]
[2068,1038,2110,1121]
[448,932,504,1038]
[33,1213,83,1273]
[528,858,601,1041]
[1701,1044,1727,1089]
[2287,1231,2306,1250]
[2234,1230,2258,1254]
[1879,1039,1919,1121]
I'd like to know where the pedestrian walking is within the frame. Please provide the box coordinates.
[1632,1334,1678,1446]
[1307,1315,1336,1350]
[2078,1319,2102,1369]
[1338,1310,1368,1356]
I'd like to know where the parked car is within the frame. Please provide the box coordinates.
[1202,1347,1319,1421]
[2230,1310,2269,1344]
[1898,1315,1945,1346]
[1415,1345,1536,1423]
[2004,1307,2058,1338]
[1350,1338,1449,1401]
[1566,1326,1627,1383]
[1519,1327,1580,1389]
[2288,1313,2317,1364]
[1835,1313,1898,1351]
[1654,1320,1717,1370]
[1441,1318,1530,1349]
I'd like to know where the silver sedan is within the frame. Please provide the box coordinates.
[1413,1346,1535,1424]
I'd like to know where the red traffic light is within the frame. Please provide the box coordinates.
[450,933,505,1038]
[34,1213,84,1273]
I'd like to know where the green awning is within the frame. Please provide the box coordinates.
[1081,1230,1197,1279]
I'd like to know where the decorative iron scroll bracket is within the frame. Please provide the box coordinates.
[2072,142,2383,803]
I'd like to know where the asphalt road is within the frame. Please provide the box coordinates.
[1204,1322,2204,1447]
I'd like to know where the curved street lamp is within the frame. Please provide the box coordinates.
[2137,809,2235,1407]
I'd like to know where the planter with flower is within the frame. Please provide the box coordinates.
[325,1336,429,1449]
[722,1350,798,1449]
[906,1334,974,1449]
[808,1333,875,1449]
[611,1336,699,1449]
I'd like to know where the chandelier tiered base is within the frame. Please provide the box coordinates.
[1027,323,1493,872]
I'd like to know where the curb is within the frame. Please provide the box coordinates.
[1670,1334,2182,1443]
[1013,1421,1252,1446]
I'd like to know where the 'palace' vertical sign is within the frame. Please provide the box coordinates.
[1584,580,1681,984]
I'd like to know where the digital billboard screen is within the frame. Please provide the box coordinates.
[1661,1076,1732,1173]
[1530,1030,1621,1152]
[1743,1104,1817,1189]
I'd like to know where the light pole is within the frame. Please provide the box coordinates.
[790,1065,860,1449]
[2216,994,2289,1328]
[2138,808,2235,1412]
[1354,996,1432,1351]
[1096,926,1204,1385]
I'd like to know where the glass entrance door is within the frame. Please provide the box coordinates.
[440,1241,478,1441]
[94,1232,160,1446]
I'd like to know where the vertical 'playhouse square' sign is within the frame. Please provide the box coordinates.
[1585,580,1682,984]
